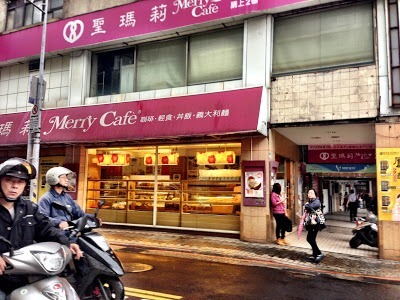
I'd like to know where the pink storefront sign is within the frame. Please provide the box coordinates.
[0,87,267,145]
[0,0,306,63]
[308,144,376,164]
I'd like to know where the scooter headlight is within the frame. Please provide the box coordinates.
[31,248,65,273]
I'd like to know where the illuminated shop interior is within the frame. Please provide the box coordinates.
[85,143,242,231]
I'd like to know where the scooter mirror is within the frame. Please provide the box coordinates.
[98,200,105,208]
[75,216,88,232]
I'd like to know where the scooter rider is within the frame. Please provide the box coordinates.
[0,158,83,298]
[38,166,96,230]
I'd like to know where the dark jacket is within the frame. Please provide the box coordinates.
[0,197,71,294]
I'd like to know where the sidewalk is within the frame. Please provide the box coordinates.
[99,214,400,285]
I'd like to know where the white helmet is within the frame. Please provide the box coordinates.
[46,166,74,187]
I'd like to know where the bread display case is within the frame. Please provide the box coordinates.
[127,180,181,212]
[181,180,241,215]
[86,178,242,230]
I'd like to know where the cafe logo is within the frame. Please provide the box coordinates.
[63,20,84,44]
[319,152,329,161]
[172,0,221,17]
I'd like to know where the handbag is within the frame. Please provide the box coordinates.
[284,215,293,232]
[304,208,325,226]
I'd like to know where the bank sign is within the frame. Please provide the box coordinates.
[306,164,376,173]
[0,0,307,62]
[0,87,267,145]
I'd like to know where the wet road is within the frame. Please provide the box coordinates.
[116,248,400,300]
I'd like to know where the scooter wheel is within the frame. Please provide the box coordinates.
[90,278,125,300]
[349,236,362,248]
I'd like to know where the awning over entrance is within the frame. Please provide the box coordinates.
[0,86,268,146]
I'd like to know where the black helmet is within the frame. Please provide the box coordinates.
[0,158,36,181]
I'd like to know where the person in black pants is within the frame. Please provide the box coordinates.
[304,189,326,263]
[347,189,358,222]
[271,182,288,245]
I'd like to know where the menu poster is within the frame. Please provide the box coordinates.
[242,160,266,207]
[376,148,400,221]
[245,171,264,198]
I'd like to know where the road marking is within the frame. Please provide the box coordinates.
[125,287,183,299]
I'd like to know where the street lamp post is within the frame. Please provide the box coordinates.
[27,0,48,202]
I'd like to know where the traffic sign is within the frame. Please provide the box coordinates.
[31,104,39,116]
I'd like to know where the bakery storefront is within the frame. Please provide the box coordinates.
[1,87,268,232]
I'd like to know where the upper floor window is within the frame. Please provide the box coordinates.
[90,27,243,96]
[272,2,374,75]
[6,0,63,31]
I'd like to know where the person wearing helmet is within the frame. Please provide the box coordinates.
[0,158,83,297]
[38,166,94,230]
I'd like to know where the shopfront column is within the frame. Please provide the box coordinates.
[240,137,271,243]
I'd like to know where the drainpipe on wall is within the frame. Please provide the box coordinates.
[377,0,391,116]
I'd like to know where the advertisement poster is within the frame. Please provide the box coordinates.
[245,171,264,198]
[38,156,65,199]
[376,148,400,221]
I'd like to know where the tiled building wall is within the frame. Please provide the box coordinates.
[0,56,70,114]
[270,65,379,124]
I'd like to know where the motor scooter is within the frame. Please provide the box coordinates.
[349,212,378,249]
[0,236,79,300]
[51,200,125,300]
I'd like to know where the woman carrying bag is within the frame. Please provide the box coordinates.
[271,183,289,246]
[304,188,326,263]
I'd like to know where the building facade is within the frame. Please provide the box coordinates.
[0,0,399,260]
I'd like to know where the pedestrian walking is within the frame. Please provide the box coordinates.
[270,182,289,246]
[304,189,325,263]
[347,189,358,222]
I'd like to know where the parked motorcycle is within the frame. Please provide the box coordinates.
[51,200,125,300]
[349,212,378,249]
[0,236,79,299]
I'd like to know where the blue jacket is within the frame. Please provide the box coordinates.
[305,197,321,213]
[38,188,88,227]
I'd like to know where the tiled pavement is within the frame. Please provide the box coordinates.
[287,211,379,258]
[100,210,399,284]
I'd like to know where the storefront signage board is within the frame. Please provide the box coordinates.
[308,144,375,164]
[0,0,307,63]
[376,148,400,221]
[0,87,267,145]
[242,160,266,207]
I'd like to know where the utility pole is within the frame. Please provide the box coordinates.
[27,0,48,202]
